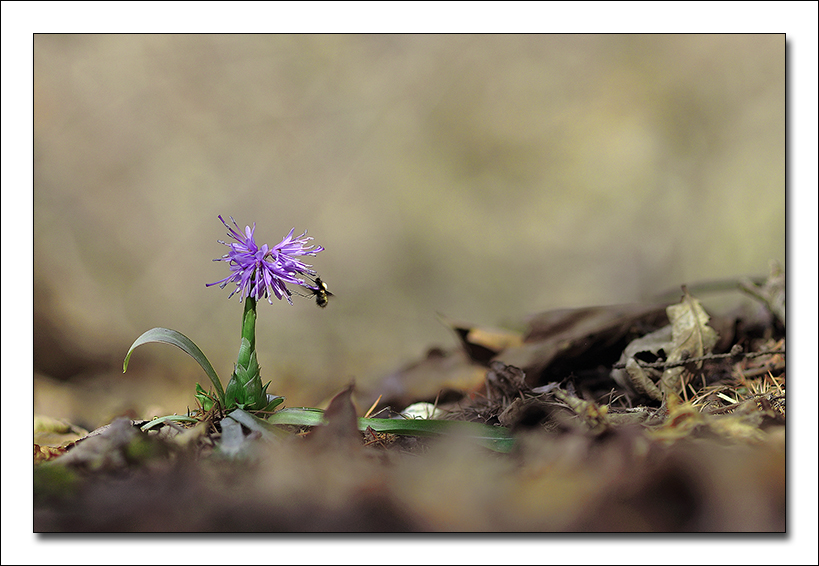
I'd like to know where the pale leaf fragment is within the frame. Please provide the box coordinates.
[611,326,671,401]
[660,287,718,396]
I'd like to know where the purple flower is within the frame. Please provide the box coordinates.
[206,215,324,304]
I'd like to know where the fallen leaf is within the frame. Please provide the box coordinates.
[309,381,362,450]
[365,347,486,411]
[497,303,668,385]
[660,287,718,396]
[437,314,524,364]
[51,418,140,471]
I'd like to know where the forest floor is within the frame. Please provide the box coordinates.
[33,271,786,532]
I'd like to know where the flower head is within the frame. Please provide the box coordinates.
[206,215,324,304]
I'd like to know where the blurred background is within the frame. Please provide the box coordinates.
[33,34,785,429]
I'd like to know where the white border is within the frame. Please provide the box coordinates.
[4,2,817,564]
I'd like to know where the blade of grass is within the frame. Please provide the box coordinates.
[266,408,515,453]
[359,416,516,453]
[123,327,225,404]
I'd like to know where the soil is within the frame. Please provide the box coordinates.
[33,281,786,533]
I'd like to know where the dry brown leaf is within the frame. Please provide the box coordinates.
[497,303,668,385]
[364,347,487,411]
[309,381,362,450]
[437,314,524,364]
[660,287,718,396]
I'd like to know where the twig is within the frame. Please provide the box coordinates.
[612,348,784,370]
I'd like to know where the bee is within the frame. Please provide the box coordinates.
[311,276,334,308]
[296,274,334,307]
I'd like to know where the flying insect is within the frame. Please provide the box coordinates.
[296,274,334,308]
[310,276,334,308]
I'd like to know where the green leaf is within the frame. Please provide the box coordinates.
[266,407,328,427]
[239,297,257,359]
[266,408,516,453]
[358,416,516,453]
[233,363,250,386]
[244,375,265,409]
[260,395,285,414]
[225,373,246,408]
[236,336,253,371]
[246,350,260,381]
[195,383,216,411]
[123,327,225,405]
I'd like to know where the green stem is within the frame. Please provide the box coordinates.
[237,296,257,370]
